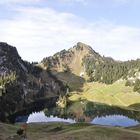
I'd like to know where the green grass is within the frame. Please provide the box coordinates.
[128,103,140,111]
[69,81,140,107]
[1,122,140,140]
[52,71,85,91]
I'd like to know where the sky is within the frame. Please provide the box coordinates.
[0,0,140,62]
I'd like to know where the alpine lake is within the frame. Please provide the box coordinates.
[15,101,140,127]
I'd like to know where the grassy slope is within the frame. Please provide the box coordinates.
[1,122,140,140]
[52,71,85,91]
[69,81,140,107]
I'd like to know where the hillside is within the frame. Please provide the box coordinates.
[0,42,66,123]
[41,42,110,91]
[1,41,140,122]
[69,81,140,107]
[40,42,140,108]
[42,42,102,75]
[41,42,140,92]
[1,122,140,140]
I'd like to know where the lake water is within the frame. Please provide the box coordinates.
[91,115,139,127]
[26,111,139,127]
[15,102,140,127]
[27,111,75,124]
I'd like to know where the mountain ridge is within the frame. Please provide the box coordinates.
[41,42,105,77]
[41,42,140,91]
[1,41,140,122]
[0,42,66,122]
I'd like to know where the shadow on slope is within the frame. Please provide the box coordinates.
[51,71,85,92]
[128,103,140,111]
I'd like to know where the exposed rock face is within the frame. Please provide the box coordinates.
[41,42,140,88]
[41,42,114,91]
[1,41,140,122]
[42,42,102,76]
[0,42,66,122]
[0,42,25,76]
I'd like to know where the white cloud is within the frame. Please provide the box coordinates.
[0,6,140,62]
[59,0,88,5]
[0,0,43,5]
[109,0,140,6]
[112,0,128,4]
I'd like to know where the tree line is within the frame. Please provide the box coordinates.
[83,56,140,93]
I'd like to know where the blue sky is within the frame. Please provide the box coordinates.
[0,0,140,62]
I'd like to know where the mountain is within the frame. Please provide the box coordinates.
[41,42,140,91]
[1,42,140,122]
[42,42,103,76]
[41,42,106,91]
[0,42,66,122]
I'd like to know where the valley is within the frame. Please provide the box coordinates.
[1,42,140,140]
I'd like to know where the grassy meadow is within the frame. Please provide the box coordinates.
[1,122,140,140]
[69,81,140,108]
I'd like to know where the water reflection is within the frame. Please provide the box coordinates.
[84,102,140,122]
[44,101,140,127]
[14,101,140,127]
[27,112,75,123]
[92,115,138,127]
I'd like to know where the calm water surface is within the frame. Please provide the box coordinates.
[91,115,139,127]
[27,111,75,123]
[26,111,139,127]
[16,102,140,127]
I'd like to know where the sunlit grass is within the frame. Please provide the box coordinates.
[68,81,140,107]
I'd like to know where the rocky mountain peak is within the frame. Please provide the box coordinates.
[0,42,18,56]
[0,42,21,62]
[74,42,92,51]
[41,42,103,78]
[0,42,26,77]
[0,42,66,122]
[72,42,100,56]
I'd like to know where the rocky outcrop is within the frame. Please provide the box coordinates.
[1,41,140,123]
[41,42,102,76]
[41,42,140,87]
[41,42,105,91]
[0,42,66,122]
